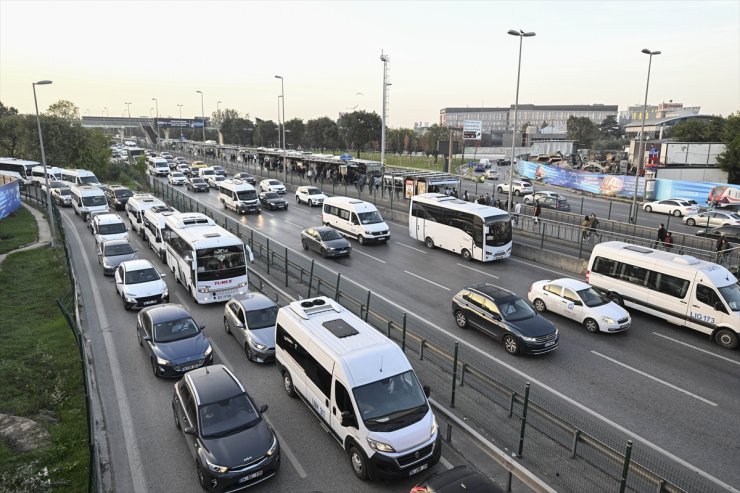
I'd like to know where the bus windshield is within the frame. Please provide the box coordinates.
[484,214,512,247]
[196,245,247,282]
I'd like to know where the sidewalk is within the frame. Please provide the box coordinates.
[0,203,52,268]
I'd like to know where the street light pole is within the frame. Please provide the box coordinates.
[124,102,131,144]
[506,29,535,213]
[217,100,221,113]
[196,90,206,143]
[177,104,183,139]
[32,80,56,248]
[380,51,390,172]
[152,97,159,148]
[277,95,282,148]
[630,48,661,223]
[275,75,286,183]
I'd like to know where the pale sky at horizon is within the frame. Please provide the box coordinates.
[1,0,738,128]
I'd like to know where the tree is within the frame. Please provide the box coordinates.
[211,108,240,129]
[337,110,381,158]
[0,101,19,118]
[716,112,740,184]
[668,117,725,142]
[46,99,80,120]
[253,119,278,147]
[284,118,306,149]
[598,115,621,139]
[221,117,253,145]
[566,116,598,148]
[305,117,339,150]
[421,124,450,163]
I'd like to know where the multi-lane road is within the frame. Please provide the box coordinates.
[61,164,740,492]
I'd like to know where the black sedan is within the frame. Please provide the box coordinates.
[411,465,503,493]
[258,192,288,211]
[234,172,256,185]
[137,304,213,378]
[172,365,280,491]
[186,177,209,192]
[301,226,351,258]
[696,225,740,244]
[451,283,558,355]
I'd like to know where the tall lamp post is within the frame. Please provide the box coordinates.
[277,95,283,148]
[275,75,286,183]
[32,80,56,248]
[380,51,390,171]
[152,97,159,148]
[506,29,535,213]
[124,102,131,144]
[630,48,661,223]
[196,90,206,143]
[177,104,183,139]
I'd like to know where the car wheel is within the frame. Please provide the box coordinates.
[608,293,624,306]
[454,310,468,329]
[425,237,434,249]
[503,335,520,355]
[196,463,208,490]
[295,195,300,203]
[349,445,369,481]
[137,330,143,346]
[514,190,521,196]
[687,218,696,226]
[461,249,472,261]
[533,298,547,312]
[302,240,309,250]
[245,343,254,362]
[497,186,503,193]
[673,210,682,217]
[222,199,227,209]
[716,328,738,350]
[224,317,231,334]
[151,358,159,378]
[644,205,652,213]
[583,318,599,333]
[172,403,181,430]
[283,371,297,398]
[358,235,365,246]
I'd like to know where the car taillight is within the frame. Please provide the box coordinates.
[410,487,429,493]
[585,270,590,282]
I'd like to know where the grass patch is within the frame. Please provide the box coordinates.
[0,247,87,492]
[0,206,38,254]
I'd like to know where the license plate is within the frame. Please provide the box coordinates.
[239,470,263,483]
[544,340,555,347]
[181,364,199,371]
[408,463,428,476]
[143,300,157,306]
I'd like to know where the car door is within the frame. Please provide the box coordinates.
[177,384,199,459]
[540,283,563,314]
[479,297,506,341]
[561,287,585,323]
[141,313,155,360]
[115,265,125,295]
[235,304,249,348]
[309,230,322,253]
[330,378,358,449]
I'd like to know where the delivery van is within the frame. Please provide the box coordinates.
[322,197,390,245]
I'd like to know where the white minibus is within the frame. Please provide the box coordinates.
[219,179,260,214]
[125,194,166,237]
[70,185,109,220]
[322,196,390,245]
[61,169,100,188]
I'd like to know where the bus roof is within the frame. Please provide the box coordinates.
[413,192,508,217]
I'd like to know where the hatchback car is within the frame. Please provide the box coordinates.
[97,239,137,276]
[683,210,740,227]
[642,199,698,217]
[259,179,286,194]
[114,259,169,310]
[137,303,212,377]
[451,284,558,355]
[523,190,560,205]
[534,195,570,212]
[295,186,327,206]
[224,293,279,363]
[528,278,631,333]
[696,225,740,244]
[258,192,288,210]
[171,365,280,491]
[168,171,187,186]
[178,164,192,177]
[233,172,256,185]
[106,185,134,211]
[301,226,351,258]
[186,177,209,192]
[411,465,504,493]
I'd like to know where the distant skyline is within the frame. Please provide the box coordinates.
[1,1,738,128]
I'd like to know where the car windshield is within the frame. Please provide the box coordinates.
[124,267,160,284]
[191,178,205,184]
[115,189,133,197]
[245,305,278,330]
[485,214,512,247]
[98,223,127,235]
[263,193,279,200]
[80,176,100,185]
[59,189,71,196]
[153,316,200,343]
[268,180,280,185]
[320,229,342,241]
[236,190,257,201]
[358,211,383,224]
[353,370,428,432]
[718,283,740,311]
[199,393,260,438]
[498,297,536,321]
[577,287,609,307]
[171,172,184,178]
[104,243,134,256]
[82,195,107,206]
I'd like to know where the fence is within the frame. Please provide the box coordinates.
[145,177,735,493]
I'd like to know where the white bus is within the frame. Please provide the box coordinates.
[163,212,254,304]
[409,193,512,262]
[0,157,39,185]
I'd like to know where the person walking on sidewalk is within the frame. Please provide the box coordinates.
[581,215,591,241]
[655,223,667,248]
[513,201,521,226]
[588,213,601,241]
[533,202,542,224]
[716,233,730,265]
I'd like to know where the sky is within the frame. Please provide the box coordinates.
[1,0,738,129]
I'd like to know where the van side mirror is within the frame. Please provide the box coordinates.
[259,404,268,414]
[183,426,197,436]
[340,411,356,428]
[573,300,583,306]
[423,385,431,398]
[491,313,502,321]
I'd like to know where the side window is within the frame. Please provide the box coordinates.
[592,257,617,277]
[650,272,690,298]
[563,288,579,302]
[339,209,350,221]
[696,284,721,308]
[619,264,649,286]
[544,284,562,296]
[481,298,500,317]
[237,306,246,325]
[180,385,195,421]
[334,380,354,415]
[465,292,485,308]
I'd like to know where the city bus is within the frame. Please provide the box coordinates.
[163,212,254,304]
[409,192,512,262]
[0,157,40,185]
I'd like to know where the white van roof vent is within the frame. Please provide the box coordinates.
[624,245,653,254]
[322,319,359,338]
[291,297,341,319]
[673,255,700,265]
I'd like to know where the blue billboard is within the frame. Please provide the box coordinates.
[0,178,21,220]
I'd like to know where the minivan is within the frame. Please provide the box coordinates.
[322,196,390,245]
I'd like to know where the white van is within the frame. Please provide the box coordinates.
[91,213,128,247]
[30,165,62,186]
[143,205,178,261]
[219,179,260,214]
[322,197,390,245]
[125,193,166,237]
[61,169,100,188]
[275,297,441,480]
[197,167,217,180]
[587,241,740,349]
[147,157,170,176]
[71,185,109,220]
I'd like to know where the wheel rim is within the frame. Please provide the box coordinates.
[425,238,434,248]
[688,219,695,226]
[224,318,230,334]
[718,331,736,348]
[674,210,681,217]
[585,319,598,332]
[358,236,365,245]
[455,312,466,327]
[284,374,292,393]
[534,299,545,312]
[462,250,471,261]
[504,336,518,354]
[609,295,621,306]
[351,451,363,475]
[646,206,652,212]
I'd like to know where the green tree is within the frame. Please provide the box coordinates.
[337,110,381,158]
[253,119,278,147]
[716,112,740,184]
[668,116,725,142]
[421,124,450,163]
[221,117,253,145]
[305,117,339,150]
[211,108,240,129]
[0,101,19,118]
[566,116,598,148]
[46,99,80,120]
[284,118,306,149]
[599,115,621,139]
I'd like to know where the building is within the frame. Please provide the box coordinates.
[619,101,700,125]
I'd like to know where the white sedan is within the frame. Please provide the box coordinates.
[528,278,630,333]
[167,172,187,186]
[642,199,698,217]
[259,179,286,194]
[682,210,740,227]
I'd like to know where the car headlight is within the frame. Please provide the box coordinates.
[367,437,395,453]
[365,230,372,235]
[156,356,171,366]
[431,416,438,438]
[204,344,213,357]
[266,435,279,457]
[601,316,616,325]
[102,260,112,268]
[162,289,168,298]
[520,336,537,342]
[238,282,247,288]
[205,458,228,474]
[250,338,267,351]
[123,234,129,241]
[124,294,136,303]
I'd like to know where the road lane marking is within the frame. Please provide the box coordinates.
[591,351,718,407]
[394,241,428,254]
[404,270,451,291]
[456,262,499,279]
[283,219,305,229]
[353,249,387,263]
[291,207,313,215]
[507,257,572,277]
[652,332,740,366]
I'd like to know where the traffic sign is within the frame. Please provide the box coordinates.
[463,120,482,140]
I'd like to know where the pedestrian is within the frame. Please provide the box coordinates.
[444,186,450,196]
[534,202,541,224]
[664,231,673,250]
[716,233,730,264]
[581,215,591,241]
[589,213,601,241]
[495,199,502,209]
[374,175,381,192]
[462,190,469,201]
[485,193,491,206]
[513,201,521,226]
[655,223,667,248]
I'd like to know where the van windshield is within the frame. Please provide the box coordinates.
[237,190,256,201]
[82,195,107,207]
[80,175,100,185]
[98,223,127,235]
[358,211,383,225]
[353,370,428,432]
[718,282,740,311]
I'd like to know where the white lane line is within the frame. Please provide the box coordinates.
[63,215,149,493]
[591,351,718,407]
[456,262,499,279]
[283,220,305,229]
[652,332,740,366]
[353,249,387,263]
[404,270,451,291]
[506,256,573,277]
[394,241,428,254]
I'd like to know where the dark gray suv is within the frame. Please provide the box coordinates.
[451,284,558,355]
